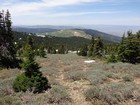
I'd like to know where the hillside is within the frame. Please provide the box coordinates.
[13,26,58,33]
[46,29,91,39]
[13,26,121,43]
[46,29,121,43]
[77,29,121,43]
[13,32,90,50]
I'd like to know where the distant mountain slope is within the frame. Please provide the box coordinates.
[12,27,58,33]
[13,31,90,50]
[76,29,121,43]
[12,26,121,43]
[46,29,91,39]
[47,29,121,43]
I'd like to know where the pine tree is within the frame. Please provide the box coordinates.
[13,38,50,93]
[78,44,88,56]
[58,45,65,54]
[39,45,46,58]
[87,36,95,57]
[118,31,140,64]
[93,37,104,57]
[0,10,16,68]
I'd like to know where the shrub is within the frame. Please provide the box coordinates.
[64,70,85,81]
[46,85,71,104]
[107,53,117,63]
[85,83,139,105]
[0,96,20,105]
[13,73,31,92]
[13,72,50,93]
[122,75,134,82]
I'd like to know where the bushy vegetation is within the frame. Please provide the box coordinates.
[46,85,71,104]
[118,31,140,64]
[13,37,50,93]
[107,53,118,63]
[85,82,140,105]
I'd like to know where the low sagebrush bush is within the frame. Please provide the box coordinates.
[85,82,140,105]
[46,85,71,104]
[64,70,85,81]
[0,96,20,105]
[122,75,134,82]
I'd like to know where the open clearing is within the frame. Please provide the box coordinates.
[0,53,140,105]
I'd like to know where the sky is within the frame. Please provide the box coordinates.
[0,0,140,26]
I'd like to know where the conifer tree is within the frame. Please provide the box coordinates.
[13,38,50,93]
[39,45,46,58]
[78,44,88,56]
[0,10,16,68]
[88,36,95,57]
[118,31,140,64]
[93,37,104,57]
[58,45,65,54]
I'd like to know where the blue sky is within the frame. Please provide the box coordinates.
[0,0,140,25]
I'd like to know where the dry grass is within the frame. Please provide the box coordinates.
[0,53,140,105]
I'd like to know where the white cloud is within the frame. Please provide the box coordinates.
[0,0,102,16]
[48,11,122,17]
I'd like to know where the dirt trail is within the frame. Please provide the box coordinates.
[56,60,92,105]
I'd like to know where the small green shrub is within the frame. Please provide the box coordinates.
[13,73,31,92]
[13,72,50,93]
[107,53,117,63]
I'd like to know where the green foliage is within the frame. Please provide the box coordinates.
[86,36,104,58]
[13,73,31,92]
[0,10,17,68]
[93,37,104,57]
[39,45,46,58]
[13,38,50,93]
[107,53,117,63]
[78,44,88,56]
[58,45,65,54]
[118,31,140,64]
[13,69,49,93]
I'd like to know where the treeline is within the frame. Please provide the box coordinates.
[13,31,90,51]
[78,31,140,64]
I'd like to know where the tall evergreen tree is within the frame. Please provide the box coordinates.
[13,38,50,93]
[87,36,95,57]
[78,44,88,56]
[0,10,16,68]
[39,45,46,58]
[118,31,140,64]
[93,37,104,57]
[58,45,65,54]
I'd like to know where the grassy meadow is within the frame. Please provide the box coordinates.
[0,53,140,105]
